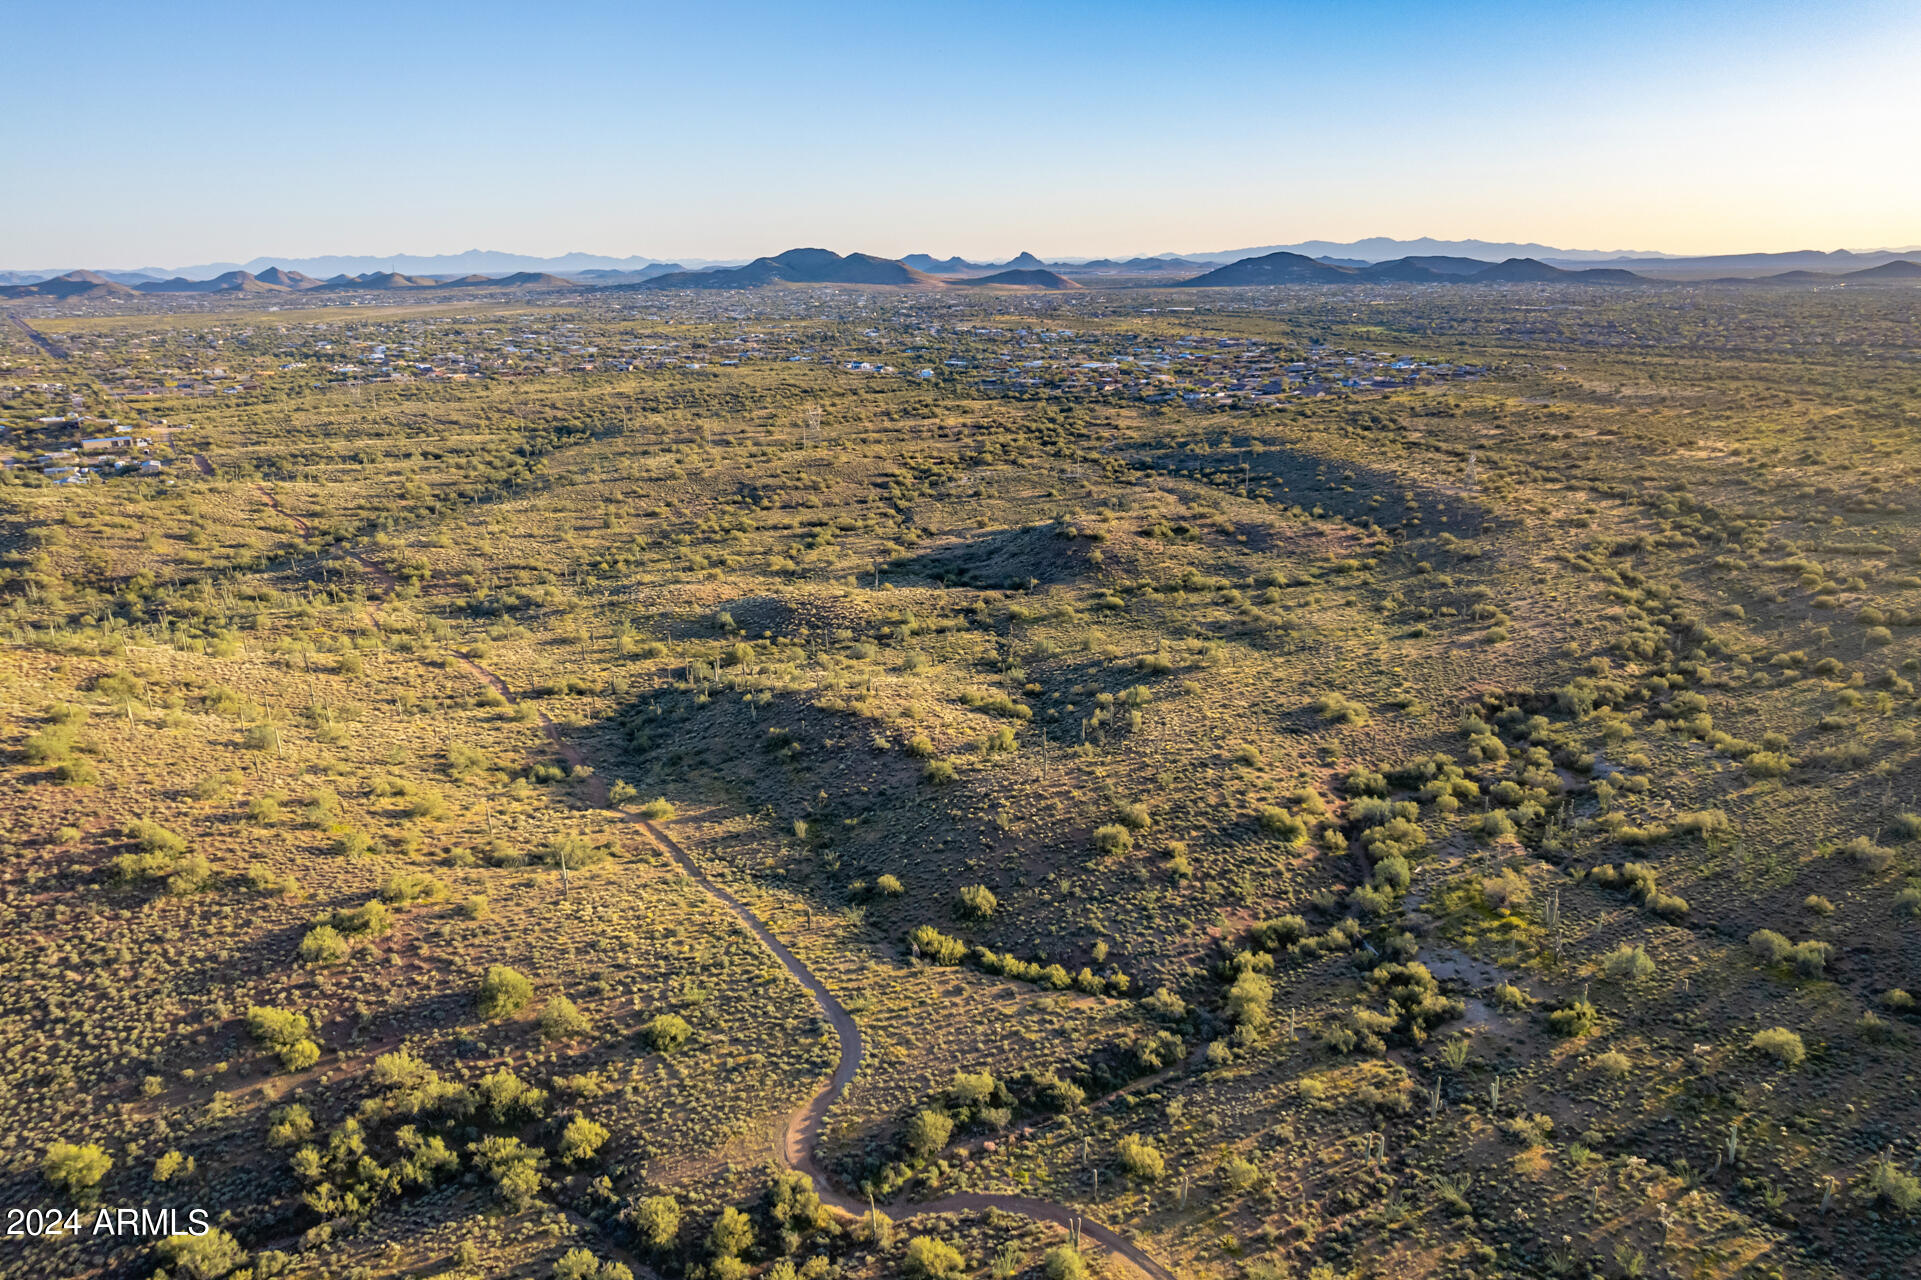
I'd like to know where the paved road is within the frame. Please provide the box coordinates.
[7,313,63,359]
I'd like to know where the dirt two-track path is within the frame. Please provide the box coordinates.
[633,819,1180,1280]
[260,488,1179,1278]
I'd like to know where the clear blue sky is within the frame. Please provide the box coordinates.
[5,0,1917,267]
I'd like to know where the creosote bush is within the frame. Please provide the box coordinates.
[477,965,535,1020]
[1750,1026,1807,1066]
[1118,1133,1166,1180]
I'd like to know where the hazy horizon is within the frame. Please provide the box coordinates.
[7,0,1917,268]
[16,235,1921,280]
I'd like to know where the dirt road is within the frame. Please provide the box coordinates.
[276,480,1181,1277]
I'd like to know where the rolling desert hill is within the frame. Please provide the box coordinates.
[1843,259,1921,280]
[1177,252,1653,287]
[630,248,943,290]
[951,269,1082,290]
[137,270,292,294]
[1178,251,1378,286]
[0,270,139,300]
[253,266,320,289]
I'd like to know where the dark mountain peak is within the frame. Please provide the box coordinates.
[1844,259,1921,280]
[1466,259,1646,284]
[1179,251,1356,287]
[1399,255,1495,276]
[768,247,847,272]
[0,270,140,299]
[953,269,1082,290]
[1469,257,1567,282]
[902,254,985,274]
[630,248,939,291]
[488,272,572,288]
[1356,258,1447,283]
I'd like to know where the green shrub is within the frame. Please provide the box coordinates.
[1257,806,1308,844]
[1602,944,1656,982]
[1219,1154,1260,1190]
[1313,693,1369,725]
[1044,1245,1088,1280]
[1859,1154,1921,1211]
[558,1116,610,1165]
[470,1134,544,1210]
[709,1206,755,1259]
[25,725,78,765]
[298,925,350,965]
[156,1229,248,1280]
[554,1248,603,1280]
[1118,1133,1165,1180]
[1226,968,1273,1030]
[904,1236,966,1279]
[1478,810,1516,839]
[1093,824,1134,855]
[266,1103,313,1148]
[477,965,535,1020]
[957,884,997,918]
[1250,915,1308,951]
[904,1109,954,1157]
[478,1068,549,1122]
[1749,1026,1806,1066]
[1839,835,1893,872]
[909,925,967,964]
[334,899,394,936]
[42,1142,111,1201]
[1789,940,1833,977]
[628,1194,681,1250]
[379,871,448,904]
[54,758,100,786]
[1549,999,1598,1037]
[1482,982,1527,1012]
[538,996,592,1041]
[246,1006,321,1072]
[643,1013,693,1052]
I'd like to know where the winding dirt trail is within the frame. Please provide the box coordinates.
[626,821,1179,1279]
[507,691,1177,1276]
[255,483,1180,1277]
[259,484,401,592]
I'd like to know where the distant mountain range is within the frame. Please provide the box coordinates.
[1542,248,1921,278]
[5,245,1918,303]
[11,238,1921,288]
[1173,252,1653,287]
[953,268,1081,291]
[625,250,1078,292]
[628,248,942,291]
[0,268,590,300]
